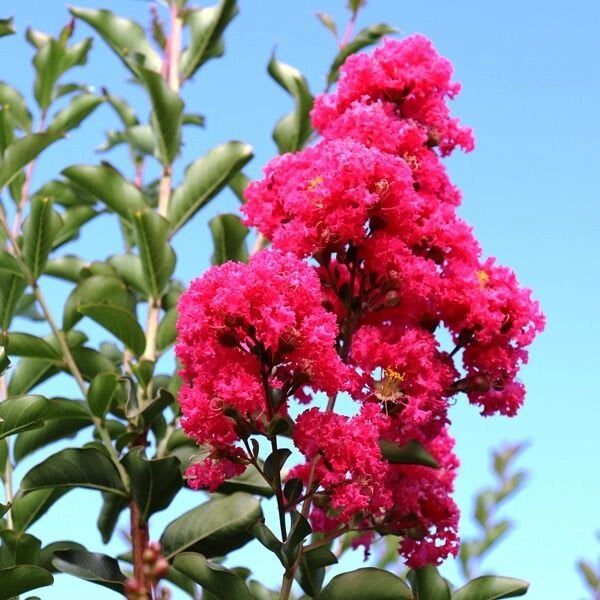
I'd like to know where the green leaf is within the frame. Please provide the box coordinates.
[0,273,27,331]
[0,17,15,38]
[247,580,279,600]
[137,68,183,165]
[577,559,599,590]
[21,447,127,497]
[63,274,135,330]
[316,12,338,37]
[0,395,49,441]
[47,94,103,134]
[0,132,62,189]
[34,178,96,208]
[297,546,338,597]
[87,373,120,418]
[0,530,42,567]
[228,171,250,203]
[39,541,86,573]
[248,520,282,560]
[408,566,451,600]
[69,6,162,75]
[180,0,239,80]
[0,82,32,132]
[22,196,63,279]
[210,213,248,264]
[173,553,252,600]
[217,464,274,498]
[268,53,313,154]
[102,89,138,128]
[121,449,182,522]
[97,492,128,544]
[11,488,68,532]
[451,576,529,600]
[0,566,53,599]
[62,162,146,220]
[168,141,253,235]
[52,206,98,249]
[378,439,439,468]
[347,0,365,16]
[131,208,175,297]
[7,357,57,396]
[156,307,177,352]
[327,24,397,85]
[71,346,119,381]
[161,492,262,559]
[52,549,126,593]
[14,398,92,462]
[107,254,147,294]
[2,332,59,359]
[32,39,66,111]
[281,510,311,567]
[263,448,291,485]
[316,568,413,600]
[77,303,146,356]
[0,250,24,277]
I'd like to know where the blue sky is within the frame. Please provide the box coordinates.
[1,1,599,598]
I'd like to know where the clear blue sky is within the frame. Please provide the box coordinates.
[2,1,599,598]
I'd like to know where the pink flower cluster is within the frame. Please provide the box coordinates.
[177,34,544,568]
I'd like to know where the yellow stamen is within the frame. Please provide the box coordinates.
[307,175,323,191]
[476,270,489,288]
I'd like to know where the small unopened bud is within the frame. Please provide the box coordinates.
[153,557,170,580]
[124,578,142,600]
[469,374,490,393]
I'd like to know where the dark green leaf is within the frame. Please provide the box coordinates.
[71,346,118,381]
[0,273,27,331]
[316,568,413,600]
[297,546,337,597]
[180,0,239,80]
[0,17,15,38]
[173,553,252,600]
[121,448,182,521]
[3,332,59,359]
[14,398,92,462]
[11,488,68,532]
[22,197,63,279]
[0,395,49,441]
[39,541,86,573]
[263,448,291,485]
[0,82,32,132]
[137,68,183,165]
[0,530,42,567]
[63,274,135,330]
[247,580,279,600]
[21,447,127,497]
[131,208,175,297]
[408,566,451,600]
[47,94,103,134]
[378,439,439,468]
[161,492,262,559]
[451,576,529,600]
[62,162,146,220]
[52,549,126,593]
[0,566,53,599]
[281,510,311,567]
[248,520,282,560]
[217,464,274,498]
[97,492,128,544]
[87,373,120,418]
[77,303,146,356]
[0,132,62,189]
[7,357,57,396]
[327,24,397,85]
[69,6,162,75]
[210,213,248,264]
[168,141,253,235]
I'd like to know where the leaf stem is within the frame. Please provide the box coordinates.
[0,374,14,529]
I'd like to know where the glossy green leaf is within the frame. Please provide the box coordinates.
[0,273,27,331]
[248,520,282,560]
[0,132,62,189]
[52,206,98,249]
[47,94,103,134]
[121,449,182,522]
[451,576,529,600]
[161,492,262,559]
[63,274,135,330]
[378,439,439,468]
[62,162,146,220]
[107,254,146,294]
[268,53,313,153]
[69,6,162,75]
[217,464,274,498]
[210,213,248,264]
[22,196,63,279]
[131,208,175,297]
[0,17,15,38]
[0,395,49,441]
[408,565,451,600]
[77,303,145,356]
[0,82,32,132]
[7,357,57,396]
[173,553,252,600]
[316,568,413,600]
[281,510,312,567]
[21,447,127,497]
[137,68,183,165]
[327,24,397,85]
[0,346,9,378]
[2,332,59,359]
[14,398,92,462]
[0,566,53,599]
[168,141,253,235]
[11,488,68,533]
[180,0,239,80]
[0,250,23,277]
[71,346,119,381]
[228,171,250,203]
[38,541,86,573]
[52,549,126,593]
[0,530,42,567]
[87,373,120,418]
[97,492,128,544]
[297,546,338,597]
